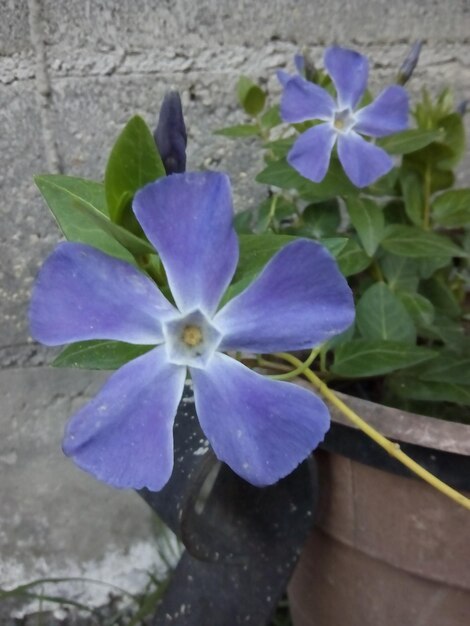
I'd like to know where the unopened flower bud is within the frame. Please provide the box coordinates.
[396,41,423,85]
[154,91,187,175]
[456,99,469,116]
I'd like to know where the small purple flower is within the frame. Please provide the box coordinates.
[29,172,354,491]
[280,46,409,187]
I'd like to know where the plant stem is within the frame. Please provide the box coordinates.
[276,352,470,511]
[423,164,432,230]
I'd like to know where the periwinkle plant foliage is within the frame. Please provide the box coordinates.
[217,43,470,423]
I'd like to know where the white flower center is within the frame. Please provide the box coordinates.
[333,108,356,133]
[163,309,222,369]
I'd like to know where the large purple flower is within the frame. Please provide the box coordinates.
[280,46,409,187]
[29,172,354,491]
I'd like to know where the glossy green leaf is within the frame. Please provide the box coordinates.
[399,169,423,226]
[380,253,419,292]
[416,256,450,279]
[237,76,266,116]
[432,189,470,227]
[318,237,349,258]
[336,239,371,276]
[381,224,466,258]
[420,276,461,318]
[104,115,165,222]
[302,200,341,237]
[256,157,358,200]
[378,128,442,154]
[356,283,416,343]
[260,105,282,129]
[418,351,470,385]
[53,340,153,370]
[331,340,437,377]
[214,124,260,138]
[346,197,384,256]
[437,112,466,169]
[390,376,470,406]
[35,175,154,263]
[420,314,465,353]
[397,291,435,328]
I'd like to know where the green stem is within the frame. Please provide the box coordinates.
[275,352,470,511]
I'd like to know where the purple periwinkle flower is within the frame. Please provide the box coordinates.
[29,172,354,491]
[154,91,187,174]
[280,46,409,188]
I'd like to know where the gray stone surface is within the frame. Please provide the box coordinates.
[1,0,470,617]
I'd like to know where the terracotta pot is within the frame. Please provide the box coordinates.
[288,392,470,626]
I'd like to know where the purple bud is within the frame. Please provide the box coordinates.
[397,41,423,85]
[154,91,187,175]
[456,99,469,116]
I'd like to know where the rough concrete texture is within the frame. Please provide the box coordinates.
[1,0,469,618]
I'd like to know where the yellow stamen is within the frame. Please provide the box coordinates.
[182,325,203,347]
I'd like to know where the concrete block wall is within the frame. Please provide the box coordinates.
[1,0,469,616]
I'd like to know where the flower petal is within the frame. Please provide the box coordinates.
[337,131,393,187]
[63,346,186,491]
[324,46,368,109]
[355,86,409,137]
[29,242,175,346]
[192,353,330,486]
[287,124,337,183]
[133,172,238,316]
[215,239,354,353]
[281,76,335,123]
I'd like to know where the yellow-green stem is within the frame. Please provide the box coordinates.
[276,352,470,511]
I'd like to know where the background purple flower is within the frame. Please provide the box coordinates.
[280,46,409,187]
[29,172,354,491]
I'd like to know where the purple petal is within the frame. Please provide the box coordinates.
[215,239,354,353]
[337,131,393,187]
[354,86,409,137]
[191,353,330,486]
[324,46,368,109]
[280,76,335,123]
[154,91,187,175]
[29,242,175,346]
[133,172,238,316]
[277,69,292,87]
[63,346,186,491]
[287,123,337,183]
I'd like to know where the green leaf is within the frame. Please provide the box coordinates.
[399,169,423,226]
[438,112,466,169]
[420,313,465,353]
[263,137,295,159]
[390,376,470,406]
[356,283,416,343]
[418,351,470,385]
[237,76,266,116]
[397,291,435,328]
[214,124,260,138]
[380,253,419,292]
[319,237,349,258]
[53,340,153,370]
[432,189,470,227]
[378,128,442,154]
[381,224,466,258]
[260,105,281,129]
[220,233,298,305]
[420,276,461,318]
[35,175,154,263]
[104,115,165,222]
[302,200,341,237]
[345,197,384,256]
[336,239,372,276]
[331,340,437,377]
[416,256,450,279]
[256,157,358,200]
